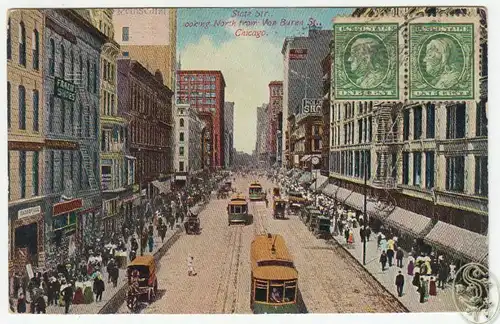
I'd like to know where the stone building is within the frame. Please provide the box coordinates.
[326,7,488,264]
[8,9,46,267]
[117,58,174,198]
[41,9,108,267]
[80,9,137,236]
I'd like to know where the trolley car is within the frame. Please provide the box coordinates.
[249,181,264,201]
[250,234,301,313]
[227,194,252,225]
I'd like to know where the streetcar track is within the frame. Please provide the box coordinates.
[221,225,243,313]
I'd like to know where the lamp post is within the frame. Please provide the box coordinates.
[363,153,368,266]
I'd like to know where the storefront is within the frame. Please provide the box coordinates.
[51,198,82,262]
[9,202,45,268]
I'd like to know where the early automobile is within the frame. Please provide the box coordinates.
[273,199,287,220]
[307,209,323,231]
[185,205,201,235]
[300,205,319,224]
[126,255,158,312]
[228,194,252,225]
[313,216,332,239]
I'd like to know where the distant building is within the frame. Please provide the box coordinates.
[281,28,332,168]
[177,70,226,168]
[255,104,269,162]
[268,81,283,166]
[113,8,177,89]
[224,102,234,168]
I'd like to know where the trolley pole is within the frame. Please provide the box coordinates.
[363,155,368,266]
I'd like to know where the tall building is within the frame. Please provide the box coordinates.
[255,104,269,162]
[112,8,177,89]
[7,9,46,267]
[224,102,235,168]
[80,9,136,237]
[281,28,332,168]
[327,8,487,264]
[117,58,174,198]
[268,81,283,166]
[41,9,108,267]
[174,104,205,186]
[177,70,226,168]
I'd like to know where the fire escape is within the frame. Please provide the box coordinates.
[70,72,99,193]
[372,102,404,214]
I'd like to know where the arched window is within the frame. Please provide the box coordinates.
[180,118,184,127]
[18,21,26,66]
[18,85,26,130]
[32,29,39,70]
[33,89,39,132]
[49,39,55,75]
[7,82,11,128]
[7,18,11,59]
[60,44,65,77]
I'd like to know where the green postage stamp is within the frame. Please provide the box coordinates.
[334,23,399,100]
[409,23,475,100]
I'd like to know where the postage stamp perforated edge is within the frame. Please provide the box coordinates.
[332,16,404,103]
[406,15,482,103]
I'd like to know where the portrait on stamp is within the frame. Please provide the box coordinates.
[410,23,474,100]
[334,23,399,100]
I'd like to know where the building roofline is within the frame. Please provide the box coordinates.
[59,9,115,46]
[119,57,174,95]
[269,81,283,86]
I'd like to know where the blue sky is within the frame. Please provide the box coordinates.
[177,8,354,153]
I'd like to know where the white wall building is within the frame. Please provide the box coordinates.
[174,104,205,185]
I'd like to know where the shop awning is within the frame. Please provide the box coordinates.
[152,180,171,194]
[424,221,488,264]
[309,174,328,191]
[122,194,141,204]
[385,207,433,237]
[322,184,339,197]
[125,155,137,160]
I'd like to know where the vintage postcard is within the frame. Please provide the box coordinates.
[6,6,492,320]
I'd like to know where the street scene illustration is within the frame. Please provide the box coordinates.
[7,7,489,316]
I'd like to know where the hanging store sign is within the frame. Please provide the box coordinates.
[54,77,76,102]
[301,98,322,115]
[18,206,41,219]
[289,48,307,60]
[53,199,82,216]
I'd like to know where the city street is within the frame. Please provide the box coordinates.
[118,175,407,314]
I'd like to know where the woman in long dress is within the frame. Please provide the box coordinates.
[412,269,421,291]
[429,276,437,296]
[348,229,354,245]
[407,254,415,276]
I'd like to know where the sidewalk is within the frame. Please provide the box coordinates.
[45,224,182,314]
[331,227,456,312]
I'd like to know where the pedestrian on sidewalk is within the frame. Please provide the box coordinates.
[148,234,154,253]
[407,254,415,276]
[419,277,427,303]
[16,293,27,313]
[359,226,366,243]
[437,262,448,289]
[61,280,73,314]
[396,247,404,268]
[365,226,371,241]
[379,235,388,252]
[344,227,350,244]
[429,276,437,296]
[348,228,354,245]
[380,251,388,271]
[93,274,105,302]
[395,271,405,297]
[387,247,395,267]
[187,256,197,276]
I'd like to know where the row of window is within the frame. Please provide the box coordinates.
[46,149,97,194]
[7,83,39,132]
[332,102,373,122]
[7,19,40,71]
[130,81,170,121]
[178,91,217,98]
[329,150,372,180]
[102,58,115,84]
[48,38,99,95]
[180,75,217,82]
[130,120,169,147]
[402,151,435,189]
[102,90,116,116]
[403,104,435,140]
[443,155,488,196]
[101,126,126,152]
[48,95,99,139]
[178,84,217,90]
[7,150,39,201]
[99,20,114,39]
[134,151,170,178]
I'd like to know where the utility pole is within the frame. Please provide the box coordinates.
[363,153,368,266]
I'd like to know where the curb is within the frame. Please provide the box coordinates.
[98,227,183,314]
[330,236,410,313]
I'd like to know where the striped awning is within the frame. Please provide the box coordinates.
[385,207,433,237]
[309,174,328,191]
[424,221,488,264]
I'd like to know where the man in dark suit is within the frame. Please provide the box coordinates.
[395,271,405,297]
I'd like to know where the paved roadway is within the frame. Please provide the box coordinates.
[117,175,407,314]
